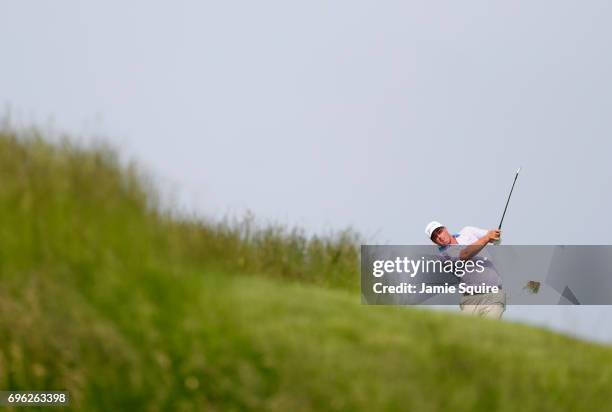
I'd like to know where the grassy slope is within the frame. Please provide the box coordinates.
[204,274,612,411]
[0,130,611,411]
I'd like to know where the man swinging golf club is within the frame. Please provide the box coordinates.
[423,168,520,319]
[425,221,506,319]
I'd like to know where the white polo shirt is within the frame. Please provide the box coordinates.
[454,226,488,245]
[439,226,502,287]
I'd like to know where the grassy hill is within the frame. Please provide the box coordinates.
[1,127,611,411]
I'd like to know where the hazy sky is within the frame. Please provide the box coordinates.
[2,1,612,342]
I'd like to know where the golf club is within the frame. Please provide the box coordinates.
[498,167,521,230]
[492,167,521,245]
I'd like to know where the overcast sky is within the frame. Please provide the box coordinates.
[2,0,612,342]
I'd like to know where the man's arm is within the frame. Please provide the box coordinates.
[459,230,500,260]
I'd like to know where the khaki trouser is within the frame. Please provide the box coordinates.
[459,291,506,320]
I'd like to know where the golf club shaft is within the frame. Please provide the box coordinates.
[498,169,520,230]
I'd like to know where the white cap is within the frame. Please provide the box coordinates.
[425,221,444,239]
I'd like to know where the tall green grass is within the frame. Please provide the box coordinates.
[1,125,611,411]
[0,127,360,290]
[0,126,360,410]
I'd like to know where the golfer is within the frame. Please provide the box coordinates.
[425,221,506,319]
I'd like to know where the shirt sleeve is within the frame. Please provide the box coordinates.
[465,226,488,239]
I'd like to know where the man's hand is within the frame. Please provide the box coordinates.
[487,230,501,242]
[459,229,501,260]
